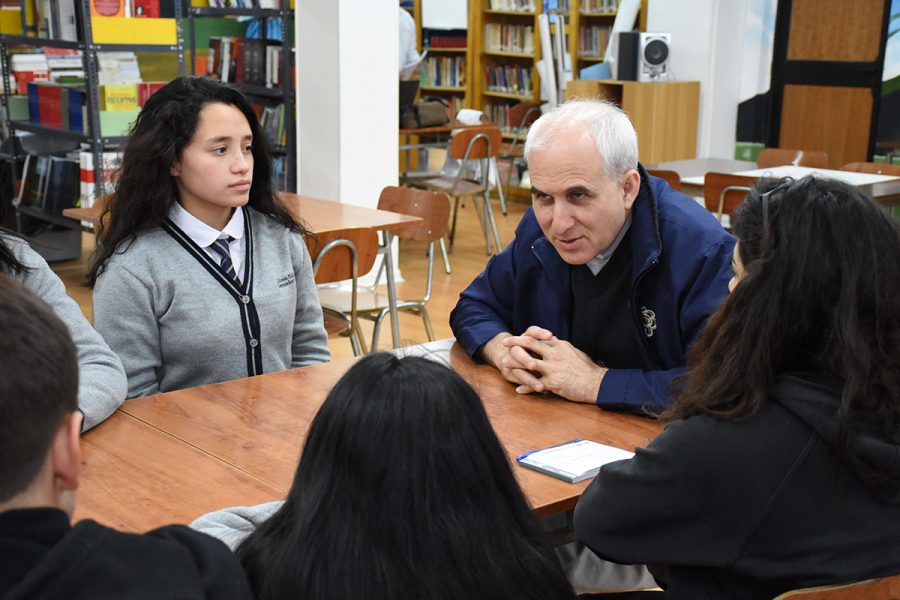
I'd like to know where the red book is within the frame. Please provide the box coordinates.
[233,38,246,85]
[138,81,166,106]
[37,84,63,128]
[133,0,160,17]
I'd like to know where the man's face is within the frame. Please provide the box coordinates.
[529,127,639,265]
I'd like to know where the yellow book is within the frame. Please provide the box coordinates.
[101,85,139,111]
[91,16,176,45]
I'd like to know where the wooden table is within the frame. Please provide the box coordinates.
[62,192,423,348]
[649,158,900,207]
[75,340,664,531]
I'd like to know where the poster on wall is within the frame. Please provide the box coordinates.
[876,0,900,159]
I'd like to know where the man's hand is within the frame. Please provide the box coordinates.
[480,331,545,393]
[501,326,607,404]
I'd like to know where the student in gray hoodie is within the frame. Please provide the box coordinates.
[574,176,900,599]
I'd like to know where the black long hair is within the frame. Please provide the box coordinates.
[87,76,301,286]
[0,202,27,274]
[669,176,900,489]
[237,353,575,600]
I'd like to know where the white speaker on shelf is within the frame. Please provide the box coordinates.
[638,33,671,82]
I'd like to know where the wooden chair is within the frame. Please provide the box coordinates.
[498,102,542,206]
[646,169,682,191]
[320,186,451,352]
[703,172,758,223]
[757,148,829,169]
[773,573,900,599]
[305,227,379,356]
[840,161,900,176]
[416,125,503,255]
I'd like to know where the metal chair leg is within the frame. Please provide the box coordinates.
[370,309,389,353]
[449,195,461,252]
[484,188,502,255]
[492,156,508,215]
[420,305,435,341]
[439,237,451,274]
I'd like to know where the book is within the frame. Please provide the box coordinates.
[90,0,124,17]
[516,439,634,483]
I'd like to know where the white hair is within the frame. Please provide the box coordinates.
[524,99,639,181]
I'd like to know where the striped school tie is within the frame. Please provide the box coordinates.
[209,237,240,283]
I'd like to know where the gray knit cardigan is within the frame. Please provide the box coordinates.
[93,207,330,398]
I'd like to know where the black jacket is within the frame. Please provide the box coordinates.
[1,507,253,599]
[574,375,900,599]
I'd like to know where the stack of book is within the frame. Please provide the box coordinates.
[488,0,535,11]
[484,23,535,54]
[79,149,122,207]
[484,63,533,96]
[422,28,467,49]
[207,36,283,87]
[421,56,466,89]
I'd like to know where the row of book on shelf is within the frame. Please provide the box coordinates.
[9,50,143,95]
[31,0,175,41]
[484,23,535,54]
[422,28,467,49]
[579,0,618,13]
[579,25,612,58]
[484,63,533,97]
[420,56,466,89]
[207,36,284,88]
[487,0,536,11]
[484,102,530,135]
[204,0,283,9]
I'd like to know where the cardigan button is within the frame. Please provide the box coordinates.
[241,295,250,304]
[249,338,259,348]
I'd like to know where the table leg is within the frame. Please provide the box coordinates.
[382,231,401,348]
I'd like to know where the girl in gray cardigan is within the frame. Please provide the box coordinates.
[89,77,329,398]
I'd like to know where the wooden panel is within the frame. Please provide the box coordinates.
[787,0,884,62]
[780,85,872,168]
[564,80,700,164]
[76,413,283,532]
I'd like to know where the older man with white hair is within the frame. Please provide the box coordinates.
[451,99,734,412]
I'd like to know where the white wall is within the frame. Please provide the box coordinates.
[647,0,749,158]
[296,0,397,208]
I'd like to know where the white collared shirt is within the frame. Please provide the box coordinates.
[168,202,246,282]
[585,213,633,276]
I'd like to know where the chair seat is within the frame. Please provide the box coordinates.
[321,308,352,336]
[319,285,391,314]
[420,176,485,196]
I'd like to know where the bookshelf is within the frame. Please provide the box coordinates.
[570,0,616,75]
[419,1,469,114]
[0,0,184,259]
[185,3,296,191]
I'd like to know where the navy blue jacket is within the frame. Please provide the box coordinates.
[449,168,734,412]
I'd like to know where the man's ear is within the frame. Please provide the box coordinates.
[622,169,641,210]
[50,411,82,494]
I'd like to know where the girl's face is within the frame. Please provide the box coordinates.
[170,102,254,230]
[728,242,746,293]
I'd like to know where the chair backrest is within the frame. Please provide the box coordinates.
[773,573,900,599]
[757,148,829,169]
[377,186,450,243]
[449,126,502,160]
[703,172,758,219]
[509,102,541,131]
[306,228,379,285]
[647,169,682,191]
[840,161,900,176]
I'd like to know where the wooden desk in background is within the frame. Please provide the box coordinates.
[75,340,664,532]
[63,192,423,348]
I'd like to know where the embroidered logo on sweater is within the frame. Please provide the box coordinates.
[641,306,657,338]
[276,273,295,288]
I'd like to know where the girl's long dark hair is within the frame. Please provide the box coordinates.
[0,202,27,274]
[668,176,900,492]
[237,353,575,600]
[87,76,302,286]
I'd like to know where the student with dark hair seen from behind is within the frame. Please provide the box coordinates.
[574,177,900,599]
[90,76,329,399]
[191,353,576,600]
[0,274,252,600]
[0,205,125,431]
